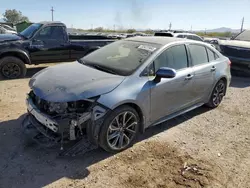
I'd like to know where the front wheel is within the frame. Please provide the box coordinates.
[99,106,140,153]
[0,56,27,79]
[206,80,226,108]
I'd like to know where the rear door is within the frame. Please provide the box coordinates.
[29,26,70,63]
[187,44,216,102]
[148,44,196,123]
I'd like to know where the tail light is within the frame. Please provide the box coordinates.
[228,60,231,67]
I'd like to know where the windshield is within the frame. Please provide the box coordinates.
[20,23,43,39]
[81,40,160,76]
[154,32,173,37]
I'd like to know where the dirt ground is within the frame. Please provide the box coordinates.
[1,65,250,188]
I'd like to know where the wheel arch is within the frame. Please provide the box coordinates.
[110,102,146,134]
[216,76,228,94]
[207,76,228,103]
[0,50,31,64]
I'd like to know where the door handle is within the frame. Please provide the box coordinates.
[211,66,216,71]
[185,74,193,80]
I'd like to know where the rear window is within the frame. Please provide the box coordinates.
[154,32,173,37]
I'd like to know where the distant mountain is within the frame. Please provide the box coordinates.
[196,27,240,33]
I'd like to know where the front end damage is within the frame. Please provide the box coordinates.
[22,90,109,152]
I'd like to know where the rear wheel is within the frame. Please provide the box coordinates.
[0,56,27,79]
[206,80,226,108]
[99,106,140,153]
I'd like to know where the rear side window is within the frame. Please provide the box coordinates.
[207,48,216,61]
[50,26,66,41]
[154,44,188,71]
[177,35,184,38]
[192,35,203,41]
[189,44,208,66]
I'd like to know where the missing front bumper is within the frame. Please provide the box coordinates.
[22,114,61,147]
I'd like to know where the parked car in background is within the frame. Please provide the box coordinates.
[22,37,231,153]
[0,21,117,79]
[212,29,250,75]
[154,31,204,41]
[0,24,17,34]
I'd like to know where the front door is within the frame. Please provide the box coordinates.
[29,26,70,63]
[187,44,216,102]
[149,44,196,123]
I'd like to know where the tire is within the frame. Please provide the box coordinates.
[99,105,140,153]
[0,56,27,79]
[206,80,226,108]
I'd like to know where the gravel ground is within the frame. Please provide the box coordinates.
[0,65,250,188]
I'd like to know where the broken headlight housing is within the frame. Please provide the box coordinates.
[47,102,68,114]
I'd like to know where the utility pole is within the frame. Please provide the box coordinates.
[169,22,172,31]
[190,25,192,32]
[113,24,116,31]
[51,6,54,21]
[241,17,244,32]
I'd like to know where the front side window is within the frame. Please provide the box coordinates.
[154,44,188,72]
[35,26,66,41]
[189,44,208,66]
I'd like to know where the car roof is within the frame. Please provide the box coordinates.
[124,36,185,45]
[38,21,66,27]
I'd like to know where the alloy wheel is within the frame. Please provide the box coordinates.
[212,81,225,106]
[2,63,21,79]
[107,111,138,150]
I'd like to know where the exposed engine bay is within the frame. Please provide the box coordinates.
[22,90,108,152]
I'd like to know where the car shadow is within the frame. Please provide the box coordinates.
[25,66,48,78]
[0,106,210,188]
[230,76,250,88]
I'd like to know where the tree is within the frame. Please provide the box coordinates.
[2,9,29,24]
[94,27,104,32]
[145,29,154,34]
[127,29,136,33]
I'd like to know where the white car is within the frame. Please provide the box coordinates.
[155,32,203,41]
[155,32,215,48]
[0,24,17,34]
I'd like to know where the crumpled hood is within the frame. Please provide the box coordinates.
[0,34,22,42]
[219,39,250,49]
[29,62,125,102]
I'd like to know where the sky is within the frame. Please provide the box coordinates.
[0,0,250,30]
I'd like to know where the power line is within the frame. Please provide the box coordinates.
[51,6,54,21]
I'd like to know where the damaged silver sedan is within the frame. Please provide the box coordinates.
[22,37,231,153]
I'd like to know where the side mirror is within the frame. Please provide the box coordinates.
[154,67,176,82]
